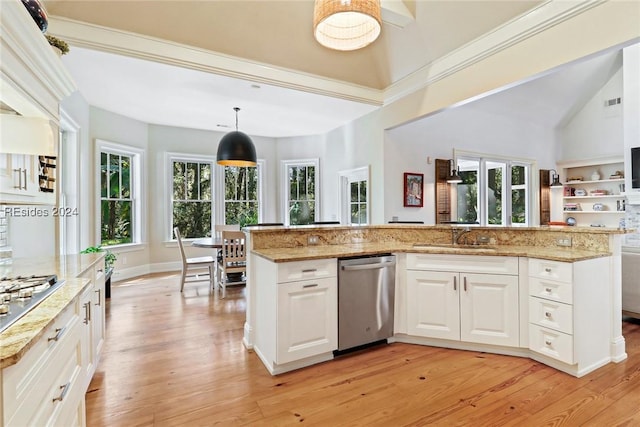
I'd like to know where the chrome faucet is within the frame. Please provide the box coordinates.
[451,227,472,245]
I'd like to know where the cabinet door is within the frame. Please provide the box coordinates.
[406,270,460,340]
[276,276,337,364]
[92,267,106,369]
[80,285,95,390]
[459,273,519,347]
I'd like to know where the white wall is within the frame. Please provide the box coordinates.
[381,106,556,224]
[559,67,624,161]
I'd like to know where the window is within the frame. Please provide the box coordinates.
[223,163,262,226]
[170,155,214,239]
[339,166,369,225]
[282,159,318,226]
[99,141,143,246]
[455,153,532,226]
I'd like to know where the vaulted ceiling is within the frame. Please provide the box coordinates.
[42,1,615,137]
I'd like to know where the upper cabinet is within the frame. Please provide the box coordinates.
[0,0,75,154]
[0,0,75,204]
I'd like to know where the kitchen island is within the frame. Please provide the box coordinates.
[244,225,627,378]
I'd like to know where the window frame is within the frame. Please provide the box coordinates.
[339,165,370,225]
[217,159,265,226]
[281,158,320,226]
[95,139,145,248]
[454,150,536,227]
[166,152,216,240]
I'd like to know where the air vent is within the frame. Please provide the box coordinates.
[604,97,621,107]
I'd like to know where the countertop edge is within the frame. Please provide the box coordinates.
[252,245,611,263]
[0,277,92,369]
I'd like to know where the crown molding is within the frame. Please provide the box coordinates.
[47,16,384,107]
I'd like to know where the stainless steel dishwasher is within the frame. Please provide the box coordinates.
[337,254,396,351]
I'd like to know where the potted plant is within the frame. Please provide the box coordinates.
[81,246,116,298]
[45,34,69,55]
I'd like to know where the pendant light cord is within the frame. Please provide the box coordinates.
[233,107,240,131]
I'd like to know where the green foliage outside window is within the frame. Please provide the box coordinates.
[224,166,259,227]
[101,152,133,246]
[350,181,367,224]
[172,161,212,238]
[288,165,315,225]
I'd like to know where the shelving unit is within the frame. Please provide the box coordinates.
[558,157,625,227]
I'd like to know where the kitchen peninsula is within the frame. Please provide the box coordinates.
[244,224,627,378]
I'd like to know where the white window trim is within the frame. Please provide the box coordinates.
[215,159,265,225]
[281,158,320,226]
[95,139,146,248]
[454,149,536,226]
[339,165,370,225]
[166,152,216,241]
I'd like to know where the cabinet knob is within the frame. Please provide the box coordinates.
[544,268,552,273]
[545,340,552,346]
[545,312,551,318]
[545,288,552,293]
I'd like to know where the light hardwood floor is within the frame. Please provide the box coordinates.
[86,273,640,426]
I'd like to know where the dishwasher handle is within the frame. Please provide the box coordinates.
[341,261,395,271]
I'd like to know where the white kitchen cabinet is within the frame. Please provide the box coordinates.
[527,257,614,376]
[406,254,520,347]
[1,297,85,427]
[254,257,337,374]
[276,276,337,364]
[0,153,55,205]
[78,259,106,389]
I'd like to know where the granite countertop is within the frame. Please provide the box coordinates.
[252,242,611,263]
[0,253,104,369]
[0,277,90,369]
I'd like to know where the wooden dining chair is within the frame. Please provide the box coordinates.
[217,230,247,298]
[174,227,216,292]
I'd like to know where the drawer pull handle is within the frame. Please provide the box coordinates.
[303,283,318,288]
[545,312,551,318]
[48,327,66,342]
[544,268,552,273]
[545,340,552,346]
[52,382,71,403]
[545,288,552,293]
[83,302,91,324]
[95,289,102,306]
[453,276,457,291]
[301,269,317,273]
[463,276,467,292]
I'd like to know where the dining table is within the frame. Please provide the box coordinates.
[191,237,224,249]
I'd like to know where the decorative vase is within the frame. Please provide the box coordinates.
[591,170,600,181]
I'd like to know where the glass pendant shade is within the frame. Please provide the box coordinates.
[216,108,257,167]
[313,0,382,51]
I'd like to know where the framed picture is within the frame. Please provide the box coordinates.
[404,172,424,207]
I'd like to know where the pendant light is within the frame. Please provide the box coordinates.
[313,0,382,51]
[550,169,563,187]
[447,159,462,184]
[216,107,257,167]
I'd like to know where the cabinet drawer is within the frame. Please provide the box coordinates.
[277,258,337,283]
[529,277,573,304]
[529,297,573,334]
[529,258,572,283]
[529,324,574,364]
[407,253,518,275]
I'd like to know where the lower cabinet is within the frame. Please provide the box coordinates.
[78,261,106,389]
[276,277,337,364]
[406,254,520,347]
[254,257,337,374]
[1,299,85,427]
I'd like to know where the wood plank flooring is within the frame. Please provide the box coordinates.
[86,273,640,426]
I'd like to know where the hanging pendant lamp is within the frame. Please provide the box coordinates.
[313,0,382,51]
[216,107,257,167]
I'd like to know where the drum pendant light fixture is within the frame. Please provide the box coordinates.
[216,107,257,167]
[313,0,382,51]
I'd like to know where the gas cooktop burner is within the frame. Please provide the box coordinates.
[0,274,65,334]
